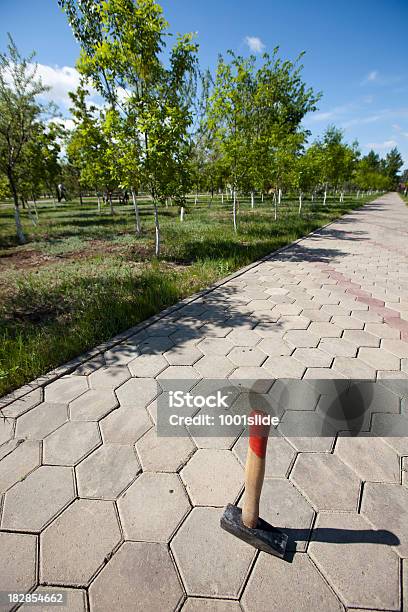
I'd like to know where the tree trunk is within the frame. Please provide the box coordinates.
[32,196,39,222]
[96,190,101,214]
[273,192,277,221]
[221,193,224,204]
[233,189,237,233]
[261,192,264,203]
[323,185,327,205]
[180,206,184,222]
[298,191,303,215]
[131,188,141,235]
[27,201,37,226]
[251,191,254,209]
[195,191,198,206]
[109,193,114,215]
[153,201,161,257]
[79,190,83,206]
[278,188,282,206]
[7,170,26,244]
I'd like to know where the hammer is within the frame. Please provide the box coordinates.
[220,409,288,558]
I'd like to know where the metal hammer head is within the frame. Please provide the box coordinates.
[220,504,288,558]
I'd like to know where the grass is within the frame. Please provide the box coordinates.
[0,192,378,396]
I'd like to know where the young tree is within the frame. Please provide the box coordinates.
[383,147,403,187]
[0,36,52,243]
[60,0,198,256]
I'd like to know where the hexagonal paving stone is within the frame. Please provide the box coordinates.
[308,321,343,338]
[89,541,183,612]
[300,308,332,322]
[232,436,296,478]
[381,339,408,358]
[15,402,67,440]
[0,415,15,445]
[0,440,40,494]
[332,357,376,380]
[278,411,336,452]
[309,512,400,610]
[20,587,87,612]
[342,329,380,347]
[319,337,358,357]
[228,369,274,394]
[254,478,314,551]
[197,337,234,356]
[228,346,266,367]
[136,427,196,472]
[183,600,241,611]
[358,347,400,371]
[335,436,400,482]
[331,315,364,329]
[194,356,235,378]
[88,366,130,389]
[164,346,203,366]
[284,330,320,348]
[118,472,190,542]
[278,315,311,331]
[115,377,159,408]
[180,449,243,506]
[45,376,88,403]
[267,378,321,412]
[257,337,293,355]
[263,356,305,379]
[157,366,201,386]
[69,389,118,422]
[1,465,75,532]
[361,482,408,557]
[128,353,168,377]
[104,344,140,366]
[291,453,361,511]
[292,348,333,368]
[76,444,140,499]
[303,367,347,379]
[74,354,105,376]
[40,498,121,586]
[0,532,37,603]
[171,507,255,598]
[227,329,260,346]
[100,407,152,444]
[1,388,42,418]
[241,551,343,612]
[43,421,101,466]
[365,322,401,338]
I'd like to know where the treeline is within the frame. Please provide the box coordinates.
[0,0,405,248]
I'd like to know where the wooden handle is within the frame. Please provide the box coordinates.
[242,410,270,529]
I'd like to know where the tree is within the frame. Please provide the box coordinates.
[383,147,403,187]
[60,0,198,256]
[312,126,358,203]
[0,35,52,243]
[206,48,320,228]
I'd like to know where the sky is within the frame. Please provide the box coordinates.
[1,0,407,169]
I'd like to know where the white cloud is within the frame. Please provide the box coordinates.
[244,36,266,54]
[34,63,82,105]
[361,70,378,85]
[364,139,397,150]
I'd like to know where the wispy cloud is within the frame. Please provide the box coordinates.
[364,139,397,150]
[244,36,266,54]
[361,70,379,85]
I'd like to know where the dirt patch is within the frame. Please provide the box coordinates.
[0,239,154,271]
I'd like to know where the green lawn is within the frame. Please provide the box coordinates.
[0,192,378,396]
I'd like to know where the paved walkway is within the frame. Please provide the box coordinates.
[1,192,408,611]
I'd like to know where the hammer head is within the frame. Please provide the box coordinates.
[220,503,288,558]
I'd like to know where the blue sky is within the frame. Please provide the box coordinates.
[1,0,407,168]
